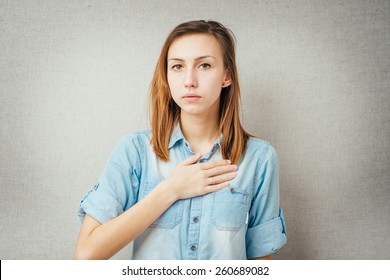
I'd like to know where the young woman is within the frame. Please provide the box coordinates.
[75,20,287,260]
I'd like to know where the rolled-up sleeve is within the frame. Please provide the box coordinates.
[246,145,287,258]
[77,135,141,224]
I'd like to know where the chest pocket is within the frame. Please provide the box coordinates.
[211,186,249,231]
[140,180,184,229]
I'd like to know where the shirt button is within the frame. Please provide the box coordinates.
[193,217,199,223]
[191,245,197,251]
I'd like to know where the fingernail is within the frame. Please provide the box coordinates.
[226,160,231,164]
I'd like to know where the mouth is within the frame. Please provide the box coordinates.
[183,93,201,101]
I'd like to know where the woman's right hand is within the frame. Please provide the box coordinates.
[164,153,238,200]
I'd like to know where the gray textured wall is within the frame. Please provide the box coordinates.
[1,0,389,259]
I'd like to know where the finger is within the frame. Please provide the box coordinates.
[180,153,201,166]
[204,181,230,194]
[208,171,237,186]
[205,164,238,177]
[200,159,232,170]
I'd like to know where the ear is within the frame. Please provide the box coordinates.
[222,71,232,88]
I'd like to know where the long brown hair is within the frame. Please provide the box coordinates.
[150,20,250,163]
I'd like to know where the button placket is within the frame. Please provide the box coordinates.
[186,196,202,259]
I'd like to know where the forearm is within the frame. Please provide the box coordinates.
[74,180,177,260]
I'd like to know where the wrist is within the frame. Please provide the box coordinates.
[156,179,179,205]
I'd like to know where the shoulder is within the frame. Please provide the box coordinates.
[116,129,152,147]
[108,129,152,164]
[246,137,278,160]
[243,137,279,172]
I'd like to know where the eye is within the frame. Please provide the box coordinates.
[171,64,183,71]
[199,63,211,69]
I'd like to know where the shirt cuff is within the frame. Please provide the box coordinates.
[246,208,287,258]
[77,189,123,224]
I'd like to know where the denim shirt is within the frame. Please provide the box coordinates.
[78,125,287,259]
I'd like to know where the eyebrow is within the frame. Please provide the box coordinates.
[168,55,216,62]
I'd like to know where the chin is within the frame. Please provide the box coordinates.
[180,107,204,116]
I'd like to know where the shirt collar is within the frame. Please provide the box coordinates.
[168,123,185,149]
[168,122,222,150]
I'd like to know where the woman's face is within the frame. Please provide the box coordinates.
[167,33,231,118]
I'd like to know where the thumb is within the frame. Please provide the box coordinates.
[180,153,201,166]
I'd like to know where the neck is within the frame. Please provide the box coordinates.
[179,112,220,155]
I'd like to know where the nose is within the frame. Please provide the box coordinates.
[184,68,198,88]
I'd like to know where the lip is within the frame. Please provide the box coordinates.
[183,93,201,98]
[182,93,202,102]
